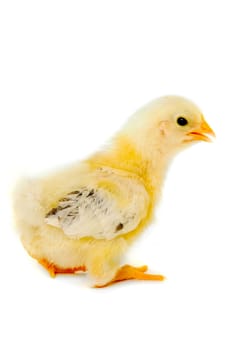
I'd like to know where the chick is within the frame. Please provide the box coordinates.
[13,96,215,287]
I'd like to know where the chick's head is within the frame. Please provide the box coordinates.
[125,95,215,156]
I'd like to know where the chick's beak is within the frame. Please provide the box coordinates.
[188,118,215,142]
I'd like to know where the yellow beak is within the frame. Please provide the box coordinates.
[188,118,216,142]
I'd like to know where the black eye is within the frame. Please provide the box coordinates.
[177,117,188,126]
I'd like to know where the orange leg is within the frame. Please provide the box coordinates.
[96,265,165,287]
[38,258,86,278]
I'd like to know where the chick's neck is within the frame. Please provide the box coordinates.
[90,134,173,195]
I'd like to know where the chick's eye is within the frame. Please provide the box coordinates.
[177,117,188,126]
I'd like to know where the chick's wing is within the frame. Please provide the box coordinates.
[45,171,149,240]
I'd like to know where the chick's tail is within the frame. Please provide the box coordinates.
[13,178,45,235]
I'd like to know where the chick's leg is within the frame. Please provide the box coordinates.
[97,265,165,287]
[87,237,128,287]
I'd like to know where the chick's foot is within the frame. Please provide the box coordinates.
[38,258,86,277]
[96,264,165,287]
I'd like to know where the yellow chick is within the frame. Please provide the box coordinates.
[13,96,215,287]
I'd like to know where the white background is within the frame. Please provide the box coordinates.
[0,1,232,349]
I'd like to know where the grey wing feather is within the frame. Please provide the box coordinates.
[45,176,149,240]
